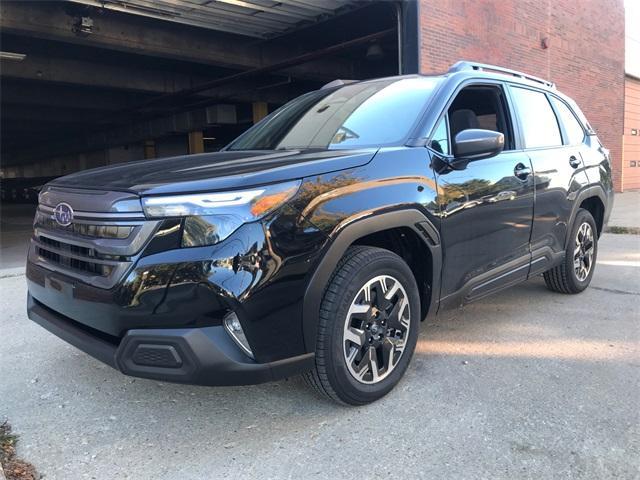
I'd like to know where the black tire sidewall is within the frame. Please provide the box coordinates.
[323,251,420,405]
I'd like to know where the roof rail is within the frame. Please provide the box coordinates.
[321,79,358,90]
[448,61,556,88]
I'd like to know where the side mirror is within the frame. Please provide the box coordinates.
[450,129,504,169]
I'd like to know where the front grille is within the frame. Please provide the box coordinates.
[36,237,112,276]
[36,213,133,239]
[29,190,160,289]
[39,236,91,256]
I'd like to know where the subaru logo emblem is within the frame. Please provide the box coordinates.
[53,202,74,226]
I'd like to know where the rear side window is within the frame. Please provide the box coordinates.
[511,87,562,148]
[550,97,585,145]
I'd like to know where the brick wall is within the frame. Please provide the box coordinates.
[418,0,625,192]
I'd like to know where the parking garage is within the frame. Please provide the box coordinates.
[0,1,418,180]
[0,0,418,267]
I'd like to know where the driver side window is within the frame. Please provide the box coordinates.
[432,84,514,154]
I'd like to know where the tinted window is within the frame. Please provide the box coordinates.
[430,116,450,155]
[551,97,585,145]
[511,87,562,148]
[226,77,441,151]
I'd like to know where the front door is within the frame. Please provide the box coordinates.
[430,83,534,307]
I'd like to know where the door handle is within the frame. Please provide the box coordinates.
[514,162,531,180]
[569,155,581,168]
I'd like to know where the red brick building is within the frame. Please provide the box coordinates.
[418,0,626,192]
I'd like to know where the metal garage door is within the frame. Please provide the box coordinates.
[623,75,640,191]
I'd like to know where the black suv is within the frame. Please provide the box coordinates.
[27,62,613,405]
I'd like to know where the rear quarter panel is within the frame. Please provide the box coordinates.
[579,135,615,223]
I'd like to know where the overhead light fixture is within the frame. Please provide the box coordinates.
[366,42,384,60]
[0,52,26,61]
[73,16,94,36]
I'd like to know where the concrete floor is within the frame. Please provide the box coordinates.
[0,203,35,270]
[1,233,639,479]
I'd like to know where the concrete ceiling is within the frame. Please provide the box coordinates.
[67,0,359,38]
[0,0,399,166]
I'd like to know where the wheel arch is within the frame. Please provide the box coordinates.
[568,185,608,242]
[578,195,605,237]
[302,209,442,353]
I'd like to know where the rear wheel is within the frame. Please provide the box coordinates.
[303,246,420,405]
[544,208,598,294]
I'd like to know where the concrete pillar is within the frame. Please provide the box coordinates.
[143,140,156,159]
[188,131,204,154]
[252,102,268,124]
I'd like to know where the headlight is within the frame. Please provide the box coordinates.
[141,180,301,247]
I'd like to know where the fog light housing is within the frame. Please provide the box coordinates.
[223,312,254,359]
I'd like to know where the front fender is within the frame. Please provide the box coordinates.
[301,209,442,353]
[287,147,443,353]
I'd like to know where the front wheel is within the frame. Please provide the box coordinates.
[544,208,598,294]
[303,246,420,405]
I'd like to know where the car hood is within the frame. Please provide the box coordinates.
[48,148,378,196]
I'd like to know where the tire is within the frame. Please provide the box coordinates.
[543,208,598,294]
[303,246,420,405]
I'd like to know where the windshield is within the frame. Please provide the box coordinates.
[226,77,441,151]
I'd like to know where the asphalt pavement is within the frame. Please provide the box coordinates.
[1,233,638,480]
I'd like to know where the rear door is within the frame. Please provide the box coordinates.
[508,86,590,276]
[432,81,535,308]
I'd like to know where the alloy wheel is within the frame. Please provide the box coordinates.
[574,222,594,281]
[343,275,411,385]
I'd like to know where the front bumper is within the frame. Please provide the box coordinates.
[27,206,328,363]
[27,293,314,386]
